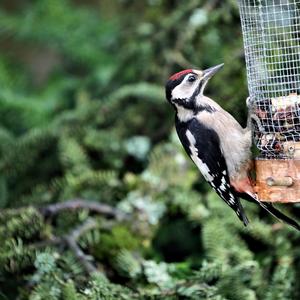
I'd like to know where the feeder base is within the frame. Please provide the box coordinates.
[255,159,300,203]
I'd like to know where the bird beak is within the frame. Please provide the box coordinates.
[190,64,224,98]
[202,63,224,81]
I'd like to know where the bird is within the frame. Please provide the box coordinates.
[165,64,300,230]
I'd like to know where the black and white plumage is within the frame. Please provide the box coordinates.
[176,117,249,225]
[165,65,300,230]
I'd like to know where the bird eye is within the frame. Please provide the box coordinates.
[187,75,197,83]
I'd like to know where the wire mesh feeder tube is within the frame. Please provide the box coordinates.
[238,0,300,202]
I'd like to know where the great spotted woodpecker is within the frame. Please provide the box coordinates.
[165,64,300,230]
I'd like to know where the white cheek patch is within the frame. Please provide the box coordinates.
[186,130,214,182]
[172,82,195,100]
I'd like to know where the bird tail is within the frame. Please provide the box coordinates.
[241,192,300,231]
[236,198,249,227]
[259,201,300,231]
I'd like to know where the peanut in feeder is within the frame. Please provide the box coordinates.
[238,0,300,202]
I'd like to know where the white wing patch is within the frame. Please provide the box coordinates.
[228,194,236,205]
[186,130,214,182]
[220,176,227,191]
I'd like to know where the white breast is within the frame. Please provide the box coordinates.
[175,104,195,122]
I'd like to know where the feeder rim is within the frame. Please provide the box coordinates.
[255,158,300,161]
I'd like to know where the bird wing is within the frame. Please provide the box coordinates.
[176,118,249,226]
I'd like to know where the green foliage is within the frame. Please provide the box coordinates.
[62,281,79,300]
[80,273,135,300]
[114,250,142,279]
[1,0,300,299]
[93,226,140,262]
[265,257,295,300]
[0,207,44,273]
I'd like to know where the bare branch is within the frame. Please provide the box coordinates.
[64,218,98,274]
[31,218,99,274]
[30,236,61,249]
[34,200,131,274]
[68,218,98,241]
[40,199,129,221]
[65,237,97,274]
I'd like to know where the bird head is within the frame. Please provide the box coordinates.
[165,64,224,108]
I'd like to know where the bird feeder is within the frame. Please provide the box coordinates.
[238,0,300,202]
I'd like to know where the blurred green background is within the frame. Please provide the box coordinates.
[0,0,300,299]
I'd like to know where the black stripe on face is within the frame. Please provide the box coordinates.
[188,80,203,106]
[172,97,216,114]
[172,98,195,110]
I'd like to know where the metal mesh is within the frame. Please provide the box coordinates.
[238,0,300,159]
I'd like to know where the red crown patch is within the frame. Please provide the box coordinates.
[169,69,193,81]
